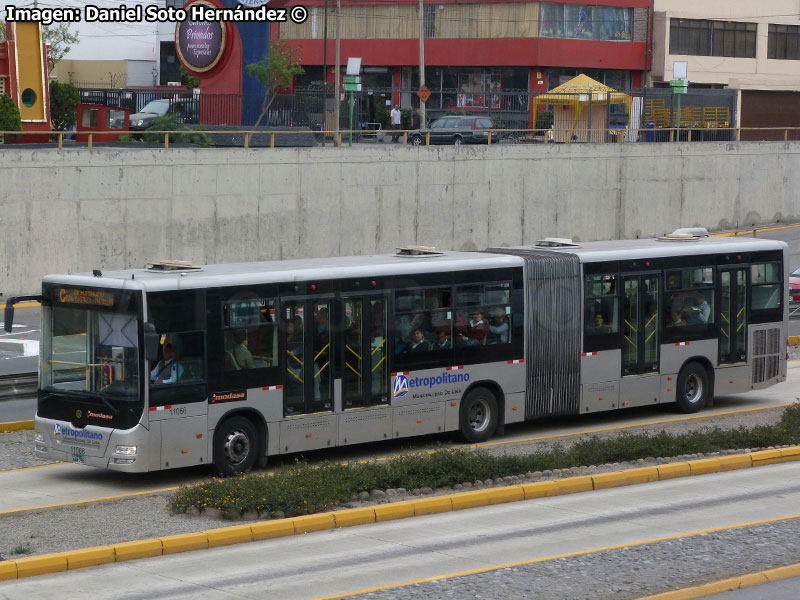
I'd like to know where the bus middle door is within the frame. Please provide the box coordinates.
[339,294,391,445]
[619,274,661,408]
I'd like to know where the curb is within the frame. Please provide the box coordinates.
[637,561,800,599]
[1,446,799,583]
[789,335,800,347]
[0,420,34,433]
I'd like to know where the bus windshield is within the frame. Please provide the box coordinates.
[42,305,141,405]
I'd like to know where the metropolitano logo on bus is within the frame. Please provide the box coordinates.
[392,371,470,400]
[53,423,103,445]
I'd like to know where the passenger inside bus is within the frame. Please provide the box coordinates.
[231,330,255,370]
[589,313,612,334]
[150,343,183,384]
[669,310,687,327]
[458,311,488,346]
[434,329,452,349]
[407,329,431,352]
[687,293,711,325]
[487,307,509,343]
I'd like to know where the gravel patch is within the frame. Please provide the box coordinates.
[0,430,59,471]
[336,518,800,600]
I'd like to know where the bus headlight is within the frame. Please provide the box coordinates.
[35,433,44,443]
[114,445,138,455]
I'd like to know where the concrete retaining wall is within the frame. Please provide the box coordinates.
[1,142,798,296]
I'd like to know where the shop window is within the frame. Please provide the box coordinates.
[82,109,99,128]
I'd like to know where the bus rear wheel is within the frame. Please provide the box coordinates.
[459,387,499,443]
[213,416,259,476]
[676,362,710,414]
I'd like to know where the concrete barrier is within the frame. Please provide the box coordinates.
[1,142,799,295]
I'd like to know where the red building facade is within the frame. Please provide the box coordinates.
[276,0,652,126]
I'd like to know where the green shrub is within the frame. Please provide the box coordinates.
[0,93,22,142]
[535,109,554,130]
[142,115,211,146]
[167,404,800,517]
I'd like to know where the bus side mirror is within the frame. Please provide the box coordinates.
[144,323,159,361]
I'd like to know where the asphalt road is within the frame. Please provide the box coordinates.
[0,304,40,376]
[1,460,798,599]
[1,363,796,514]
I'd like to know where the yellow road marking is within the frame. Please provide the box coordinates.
[309,513,800,600]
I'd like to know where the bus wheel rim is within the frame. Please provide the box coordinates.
[468,398,490,432]
[685,373,703,404]
[224,429,250,466]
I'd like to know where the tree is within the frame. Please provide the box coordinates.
[0,94,22,143]
[180,66,201,89]
[246,40,304,128]
[49,81,79,131]
[0,23,78,69]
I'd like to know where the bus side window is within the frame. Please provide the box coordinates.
[751,263,782,310]
[222,299,278,371]
[584,274,618,342]
[664,267,715,337]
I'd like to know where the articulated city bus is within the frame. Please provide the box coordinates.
[5,231,787,474]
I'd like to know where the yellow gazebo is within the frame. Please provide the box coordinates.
[534,74,632,143]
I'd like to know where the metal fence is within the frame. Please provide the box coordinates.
[75,86,743,134]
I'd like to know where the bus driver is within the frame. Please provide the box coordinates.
[150,343,183,384]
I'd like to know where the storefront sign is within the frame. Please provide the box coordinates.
[176,1,227,73]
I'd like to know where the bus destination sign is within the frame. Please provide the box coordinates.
[58,288,115,307]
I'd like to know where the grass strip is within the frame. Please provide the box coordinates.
[167,403,800,518]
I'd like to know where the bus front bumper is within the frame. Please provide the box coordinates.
[34,417,153,473]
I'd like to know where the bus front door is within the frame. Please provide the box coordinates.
[718,267,747,364]
[339,294,391,445]
[619,274,661,407]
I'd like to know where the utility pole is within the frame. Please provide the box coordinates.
[322,0,328,146]
[323,0,328,89]
[334,0,341,145]
[418,0,426,128]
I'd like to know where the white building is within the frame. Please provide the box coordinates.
[650,0,800,137]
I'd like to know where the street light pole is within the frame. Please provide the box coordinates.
[334,0,341,145]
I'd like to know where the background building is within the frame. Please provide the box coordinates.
[651,0,800,139]
[279,0,652,127]
[51,59,158,89]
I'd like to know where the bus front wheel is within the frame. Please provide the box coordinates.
[459,387,499,443]
[676,362,710,414]
[213,416,259,476]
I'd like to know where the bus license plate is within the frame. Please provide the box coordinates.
[71,446,86,464]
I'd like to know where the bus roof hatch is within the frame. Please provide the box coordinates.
[146,259,201,272]
[395,245,444,257]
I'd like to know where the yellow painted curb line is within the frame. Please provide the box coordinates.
[709,222,800,237]
[789,335,800,347]
[0,420,34,433]
[0,301,40,310]
[1,445,799,583]
[637,561,800,599]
